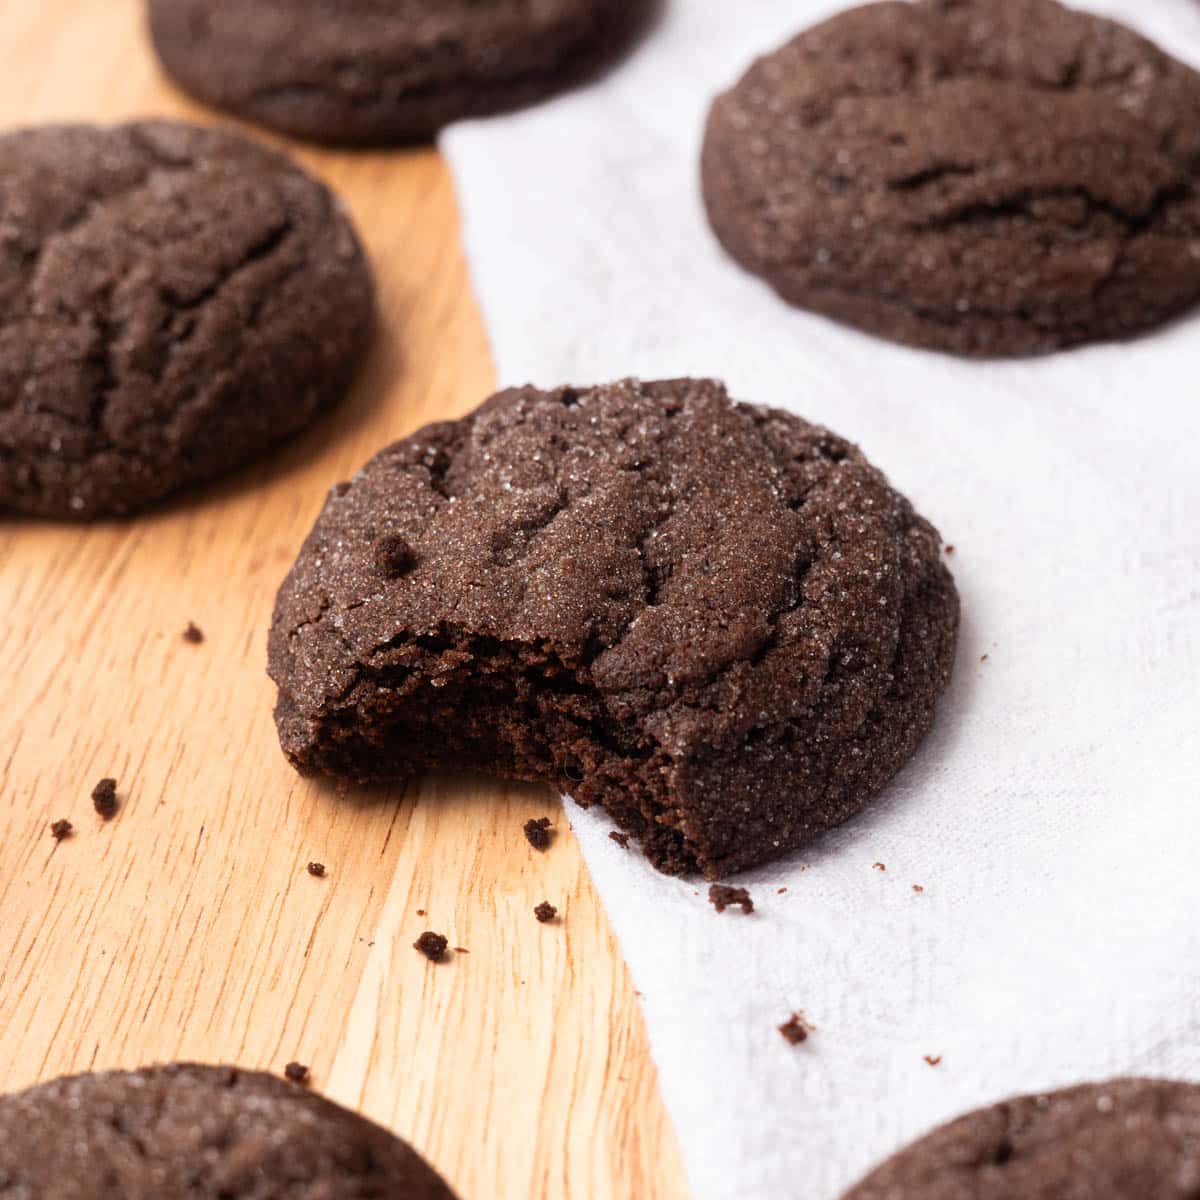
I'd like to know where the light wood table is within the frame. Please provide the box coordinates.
[0,6,688,1198]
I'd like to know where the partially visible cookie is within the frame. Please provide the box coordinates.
[844,1079,1200,1199]
[702,0,1200,356]
[0,1063,456,1197]
[268,378,958,879]
[148,0,644,144]
[0,120,374,519]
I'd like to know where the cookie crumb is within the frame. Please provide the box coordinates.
[91,778,118,820]
[373,533,416,578]
[873,862,886,872]
[50,818,73,841]
[523,816,554,851]
[912,884,924,893]
[708,884,754,914]
[454,947,469,954]
[534,901,558,923]
[981,653,989,662]
[777,887,788,894]
[182,621,204,644]
[284,1062,310,1084]
[779,1013,812,1045]
[413,931,449,962]
[307,861,326,878]
[944,545,955,556]
[608,831,631,850]
[924,1055,942,1067]
[416,909,426,917]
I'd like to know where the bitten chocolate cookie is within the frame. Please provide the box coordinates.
[702,0,1200,356]
[0,1063,456,1197]
[844,1078,1200,1198]
[148,0,642,144]
[269,378,958,878]
[0,120,373,519]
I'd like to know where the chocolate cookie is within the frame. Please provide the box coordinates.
[702,0,1200,356]
[0,1063,456,1197]
[147,0,642,145]
[268,378,958,878]
[0,120,373,519]
[844,1078,1200,1198]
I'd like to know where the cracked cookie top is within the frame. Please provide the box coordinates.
[0,120,373,519]
[702,0,1200,356]
[148,0,636,144]
[269,379,957,876]
[0,1063,456,1198]
[844,1078,1200,1199]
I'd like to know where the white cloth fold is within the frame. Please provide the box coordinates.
[442,3,1200,1195]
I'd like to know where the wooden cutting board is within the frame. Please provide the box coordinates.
[0,5,688,1198]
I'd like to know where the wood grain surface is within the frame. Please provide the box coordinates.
[0,5,688,1198]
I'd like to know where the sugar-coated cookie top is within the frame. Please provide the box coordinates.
[0,1063,456,1198]
[845,1078,1200,1199]
[703,0,1200,355]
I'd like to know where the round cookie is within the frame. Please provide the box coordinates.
[0,120,374,519]
[702,0,1200,356]
[0,1063,457,1198]
[148,0,642,145]
[268,378,958,879]
[844,1078,1200,1199]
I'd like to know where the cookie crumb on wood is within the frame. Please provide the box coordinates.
[50,819,73,841]
[708,884,754,914]
[534,901,557,923]
[416,909,426,917]
[414,931,449,962]
[283,1062,310,1084]
[779,1013,812,1045]
[454,947,469,954]
[523,816,554,851]
[608,831,631,849]
[91,778,118,820]
[182,621,204,644]
[924,1055,942,1067]
[307,862,326,878]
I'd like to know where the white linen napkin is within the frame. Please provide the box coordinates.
[442,3,1200,1195]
